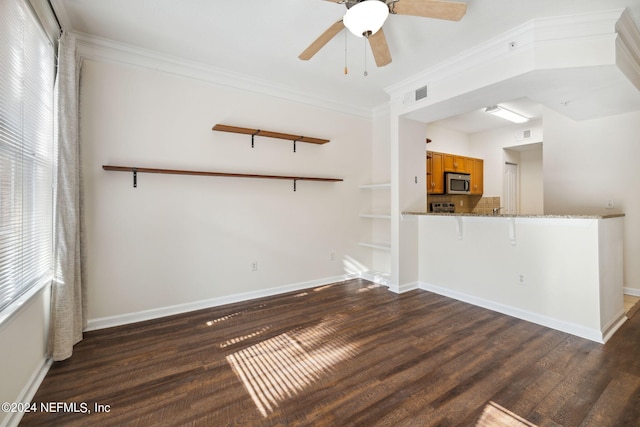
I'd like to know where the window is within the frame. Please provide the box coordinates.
[0,0,55,313]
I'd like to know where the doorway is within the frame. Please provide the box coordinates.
[503,143,543,214]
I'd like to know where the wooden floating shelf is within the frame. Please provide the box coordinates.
[212,124,329,150]
[102,165,342,191]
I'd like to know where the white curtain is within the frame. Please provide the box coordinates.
[49,31,86,361]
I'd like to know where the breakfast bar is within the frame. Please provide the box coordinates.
[403,211,626,343]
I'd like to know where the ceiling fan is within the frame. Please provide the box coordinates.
[299,0,467,68]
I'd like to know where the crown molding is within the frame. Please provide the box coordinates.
[371,102,390,119]
[73,31,376,120]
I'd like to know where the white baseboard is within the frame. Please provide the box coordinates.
[387,281,420,294]
[1,357,52,427]
[624,287,640,297]
[359,271,392,287]
[601,309,628,343]
[85,275,352,331]
[419,281,620,343]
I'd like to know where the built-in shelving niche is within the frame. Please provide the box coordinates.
[359,183,391,252]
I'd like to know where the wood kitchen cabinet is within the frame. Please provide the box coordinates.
[427,150,483,195]
[427,151,444,194]
[470,158,484,195]
[443,154,468,173]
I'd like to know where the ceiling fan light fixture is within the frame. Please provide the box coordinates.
[343,0,389,38]
[485,105,529,123]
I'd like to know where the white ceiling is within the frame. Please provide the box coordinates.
[429,98,544,134]
[51,0,640,131]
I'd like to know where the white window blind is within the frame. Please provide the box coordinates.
[0,0,55,313]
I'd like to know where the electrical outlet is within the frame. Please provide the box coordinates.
[606,200,614,209]
[460,200,464,207]
[251,261,258,271]
[517,274,525,285]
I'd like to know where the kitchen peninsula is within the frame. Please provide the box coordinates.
[403,211,626,343]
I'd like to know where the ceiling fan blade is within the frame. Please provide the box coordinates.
[368,28,392,67]
[392,0,467,21]
[299,20,345,61]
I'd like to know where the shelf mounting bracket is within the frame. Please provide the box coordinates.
[133,168,137,188]
[293,136,303,153]
[251,130,260,148]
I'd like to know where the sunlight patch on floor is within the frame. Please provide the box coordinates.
[624,294,640,313]
[220,327,271,348]
[313,284,334,292]
[357,283,383,293]
[205,304,268,326]
[226,316,358,417]
[476,401,537,427]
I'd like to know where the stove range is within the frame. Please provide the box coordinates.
[430,202,455,213]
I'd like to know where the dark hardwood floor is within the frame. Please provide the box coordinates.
[20,279,640,426]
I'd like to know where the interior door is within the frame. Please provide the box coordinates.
[504,162,518,214]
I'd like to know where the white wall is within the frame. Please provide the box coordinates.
[469,120,543,197]
[397,118,427,288]
[80,59,373,324]
[425,124,471,156]
[0,287,50,427]
[418,215,625,342]
[425,120,544,207]
[543,107,640,292]
[519,148,544,214]
[372,111,391,184]
[399,118,428,213]
[418,107,640,295]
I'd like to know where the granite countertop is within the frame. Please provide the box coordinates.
[402,212,625,219]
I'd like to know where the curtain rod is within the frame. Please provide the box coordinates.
[46,0,63,35]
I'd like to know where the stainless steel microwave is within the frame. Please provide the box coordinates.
[445,173,470,194]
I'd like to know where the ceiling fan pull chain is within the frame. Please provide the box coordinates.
[344,28,348,75]
[363,36,368,77]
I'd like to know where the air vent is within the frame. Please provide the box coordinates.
[415,85,428,101]
[522,129,531,139]
[403,85,428,104]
